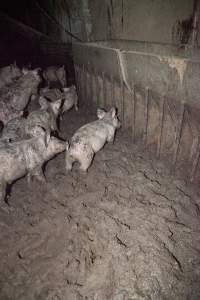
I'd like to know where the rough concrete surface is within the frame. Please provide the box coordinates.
[0,107,200,300]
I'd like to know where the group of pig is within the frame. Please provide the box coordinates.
[0,62,121,209]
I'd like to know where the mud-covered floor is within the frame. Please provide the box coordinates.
[0,107,200,300]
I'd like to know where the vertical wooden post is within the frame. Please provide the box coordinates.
[172,104,185,166]
[143,87,149,146]
[120,79,124,126]
[157,95,165,158]
[131,84,136,143]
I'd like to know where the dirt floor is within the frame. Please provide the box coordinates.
[0,106,200,300]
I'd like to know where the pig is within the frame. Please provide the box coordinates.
[28,87,60,113]
[21,62,32,74]
[1,116,26,142]
[0,101,24,126]
[39,87,63,102]
[2,96,62,144]
[0,62,22,89]
[65,107,121,172]
[1,115,52,146]
[0,69,41,124]
[60,85,78,119]
[43,65,67,88]
[0,129,66,206]
[26,97,62,145]
[0,139,10,148]
[9,68,41,110]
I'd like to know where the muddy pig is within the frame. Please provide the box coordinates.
[39,87,63,102]
[0,62,22,89]
[43,65,67,88]
[0,129,66,206]
[9,68,41,111]
[60,85,78,120]
[0,69,41,124]
[1,116,44,143]
[28,88,62,113]
[2,97,61,145]
[26,97,62,145]
[1,116,26,142]
[65,107,121,172]
[0,101,24,126]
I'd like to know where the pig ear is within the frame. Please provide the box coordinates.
[51,98,62,113]
[13,61,17,67]
[110,107,116,118]
[22,67,28,75]
[63,87,70,92]
[30,125,46,138]
[33,68,41,75]
[97,108,106,119]
[32,126,50,146]
[39,96,49,110]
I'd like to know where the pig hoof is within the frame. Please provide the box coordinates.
[27,174,32,185]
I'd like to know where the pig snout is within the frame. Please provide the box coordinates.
[47,136,66,153]
[113,116,121,129]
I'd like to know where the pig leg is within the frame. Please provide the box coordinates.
[30,167,46,183]
[30,94,37,102]
[0,180,11,212]
[45,130,51,147]
[65,152,75,172]
[0,180,7,203]
[75,102,78,111]
[78,149,94,172]
[107,132,115,144]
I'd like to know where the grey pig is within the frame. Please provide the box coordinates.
[2,97,61,145]
[26,97,62,145]
[1,116,26,142]
[28,88,62,113]
[1,95,62,143]
[0,69,41,124]
[39,87,63,102]
[9,68,41,110]
[1,116,45,143]
[0,62,22,89]
[0,130,65,206]
[0,102,24,126]
[43,65,67,88]
[60,85,78,120]
[65,107,121,172]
